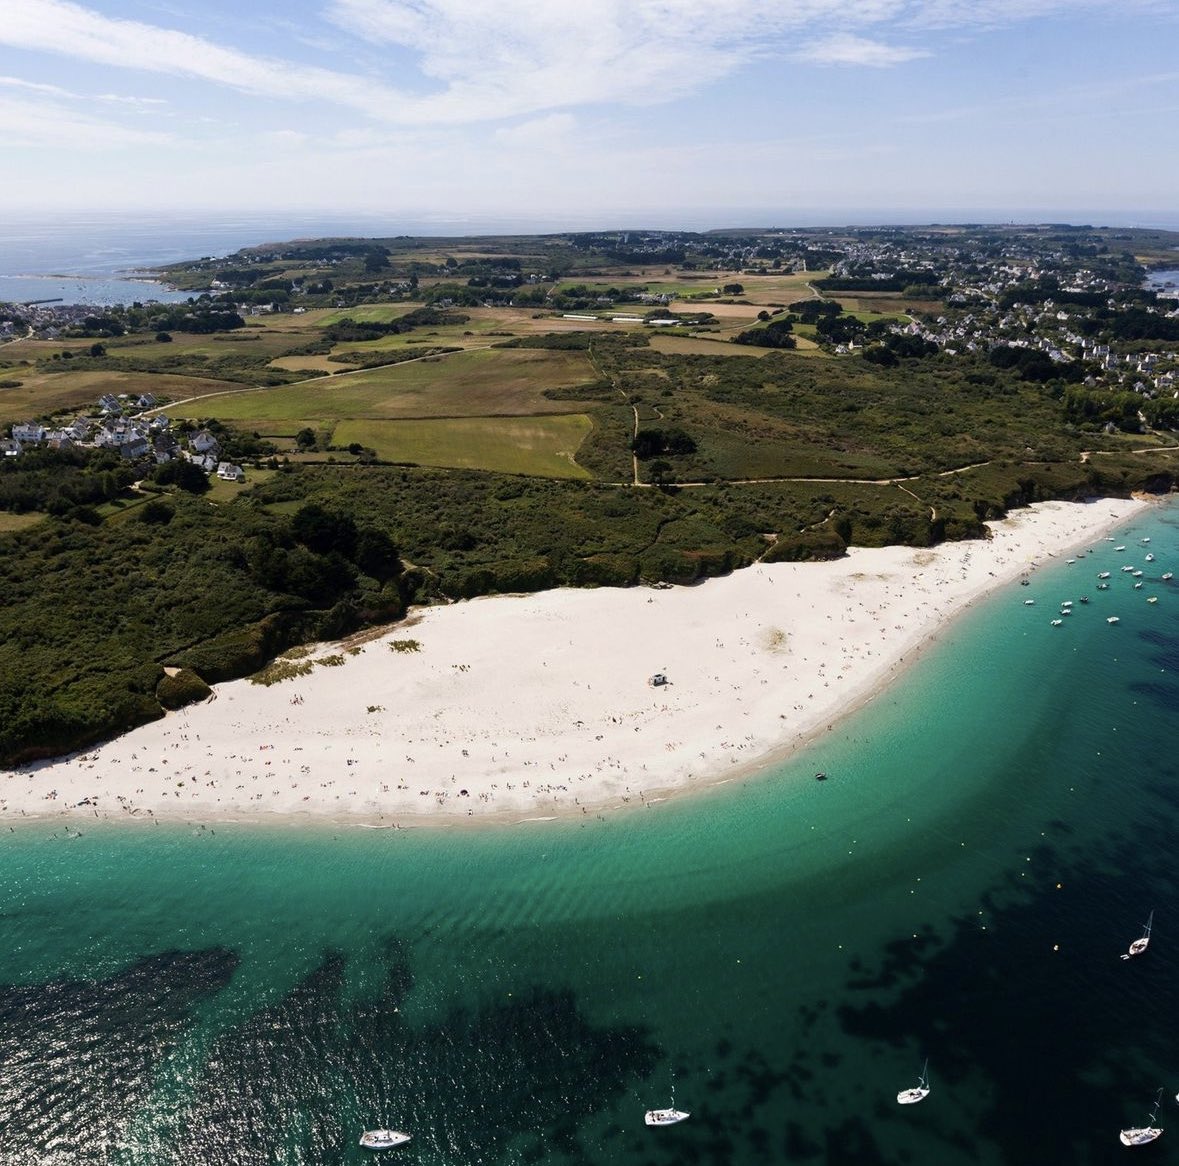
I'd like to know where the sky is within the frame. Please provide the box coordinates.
[1,0,1177,229]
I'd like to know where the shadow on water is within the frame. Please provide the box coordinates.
[172,938,660,1164]
[0,949,238,1165]
[829,818,1179,1166]
[15,937,659,1166]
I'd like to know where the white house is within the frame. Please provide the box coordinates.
[11,422,46,443]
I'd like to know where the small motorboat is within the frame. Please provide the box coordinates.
[1142,537,1151,543]
[1061,600,1073,608]
[1134,582,1143,589]
[1024,599,1035,606]
[1132,570,1144,578]
[1163,572,1174,581]
[815,772,828,781]
[1051,619,1063,626]
[1116,545,1127,552]
[1147,596,1159,604]
[1097,583,1110,590]
[1145,554,1155,562]
[1098,571,1111,579]
[645,1108,690,1127]
[1079,596,1090,604]
[360,1130,412,1149]
[1107,616,1120,624]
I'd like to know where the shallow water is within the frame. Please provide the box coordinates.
[2,502,1178,1165]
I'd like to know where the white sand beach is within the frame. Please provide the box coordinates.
[5,498,1150,826]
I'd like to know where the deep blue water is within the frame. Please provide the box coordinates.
[2,501,1178,1164]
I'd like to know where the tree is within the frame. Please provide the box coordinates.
[291,503,358,558]
[722,282,744,295]
[137,499,175,525]
[153,459,210,494]
[648,459,672,487]
[88,342,106,358]
[354,527,402,582]
[295,427,316,451]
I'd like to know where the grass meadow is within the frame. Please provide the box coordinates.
[206,348,597,423]
[0,369,244,423]
[331,415,594,478]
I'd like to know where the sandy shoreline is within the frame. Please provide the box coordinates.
[5,497,1152,828]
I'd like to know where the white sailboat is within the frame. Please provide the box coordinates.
[645,1081,689,1126]
[1121,910,1154,960]
[896,1059,930,1105]
[645,1107,690,1126]
[1119,1088,1164,1146]
[359,1129,412,1149]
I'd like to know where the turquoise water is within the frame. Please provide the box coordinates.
[3,503,1179,1165]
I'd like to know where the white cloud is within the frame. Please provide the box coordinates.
[0,0,1169,138]
[799,34,930,67]
[0,94,173,148]
[493,114,577,148]
[0,74,74,97]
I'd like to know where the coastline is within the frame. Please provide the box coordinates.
[5,497,1152,828]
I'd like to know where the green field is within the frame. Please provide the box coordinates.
[647,335,772,358]
[117,328,314,362]
[0,369,245,423]
[317,305,422,326]
[0,512,43,534]
[332,415,594,478]
[205,348,597,423]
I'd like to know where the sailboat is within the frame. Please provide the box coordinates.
[645,1106,690,1126]
[359,1129,412,1149]
[1121,910,1154,960]
[645,1081,689,1126]
[896,1059,930,1105]
[1119,1088,1164,1146]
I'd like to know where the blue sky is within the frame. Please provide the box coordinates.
[1,0,1177,227]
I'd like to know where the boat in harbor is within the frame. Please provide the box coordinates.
[1121,910,1153,960]
[897,1059,931,1105]
[1148,596,1159,604]
[1116,545,1127,552]
[360,1130,412,1149]
[1119,1088,1164,1147]
[1163,572,1173,581]
[1107,616,1120,623]
[1024,598,1035,605]
[1145,554,1154,562]
[1051,619,1063,626]
[1098,571,1111,579]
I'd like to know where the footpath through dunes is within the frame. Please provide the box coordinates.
[15,497,1148,826]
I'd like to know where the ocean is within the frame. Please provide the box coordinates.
[3,501,1177,1165]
